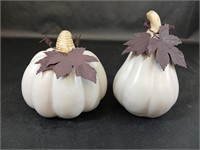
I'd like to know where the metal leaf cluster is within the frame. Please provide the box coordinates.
[122,24,187,70]
[36,48,98,83]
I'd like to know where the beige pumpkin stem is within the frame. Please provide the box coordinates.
[146,10,161,36]
[56,30,75,54]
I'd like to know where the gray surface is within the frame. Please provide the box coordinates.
[1,38,199,149]
[2,1,199,42]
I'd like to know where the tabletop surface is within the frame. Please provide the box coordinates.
[1,38,199,149]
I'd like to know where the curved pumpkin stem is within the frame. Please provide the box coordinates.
[146,10,161,36]
[56,30,75,54]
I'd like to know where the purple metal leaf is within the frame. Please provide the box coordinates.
[148,24,186,70]
[75,64,97,83]
[122,32,151,55]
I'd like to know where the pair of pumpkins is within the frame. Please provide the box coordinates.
[22,11,179,119]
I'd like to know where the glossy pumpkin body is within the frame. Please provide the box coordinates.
[22,48,107,118]
[113,52,179,118]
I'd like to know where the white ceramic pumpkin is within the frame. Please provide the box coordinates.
[21,30,107,119]
[113,10,179,118]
